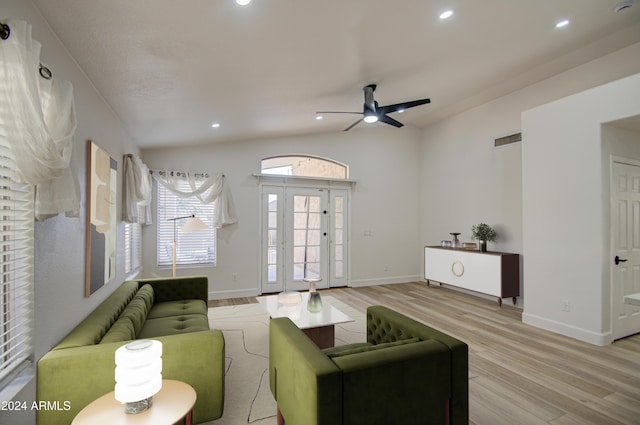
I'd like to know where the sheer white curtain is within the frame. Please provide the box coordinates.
[152,170,237,228]
[0,19,78,219]
[123,154,152,224]
[34,67,79,220]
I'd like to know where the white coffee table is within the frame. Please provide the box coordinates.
[257,292,353,349]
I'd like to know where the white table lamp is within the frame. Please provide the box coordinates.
[115,340,163,414]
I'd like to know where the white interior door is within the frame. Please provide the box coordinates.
[284,188,329,291]
[612,160,640,340]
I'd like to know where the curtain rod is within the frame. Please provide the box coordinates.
[150,169,225,179]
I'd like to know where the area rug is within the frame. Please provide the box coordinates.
[202,296,366,425]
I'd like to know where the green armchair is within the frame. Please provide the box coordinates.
[269,305,468,425]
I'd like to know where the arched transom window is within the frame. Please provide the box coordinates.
[261,155,348,179]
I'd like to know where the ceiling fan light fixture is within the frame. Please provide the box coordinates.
[364,114,378,124]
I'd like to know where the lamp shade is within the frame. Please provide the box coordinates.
[115,340,163,404]
[181,215,209,232]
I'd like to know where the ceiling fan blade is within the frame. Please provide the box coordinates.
[377,98,431,114]
[378,114,404,128]
[316,111,363,115]
[344,118,364,131]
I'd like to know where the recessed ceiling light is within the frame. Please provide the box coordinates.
[236,0,251,5]
[439,10,454,20]
[555,19,570,28]
[315,115,323,120]
[211,123,220,128]
[397,108,405,114]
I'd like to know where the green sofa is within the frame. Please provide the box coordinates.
[269,305,468,425]
[37,276,225,425]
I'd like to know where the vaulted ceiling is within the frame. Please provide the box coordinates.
[31,0,640,148]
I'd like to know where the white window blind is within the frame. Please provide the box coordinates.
[124,221,142,274]
[0,138,34,395]
[156,181,216,268]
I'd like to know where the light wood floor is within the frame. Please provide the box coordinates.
[210,282,640,425]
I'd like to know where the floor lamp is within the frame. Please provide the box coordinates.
[168,214,209,277]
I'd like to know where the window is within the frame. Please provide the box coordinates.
[156,182,216,268]
[124,221,142,274]
[261,155,348,178]
[0,138,34,398]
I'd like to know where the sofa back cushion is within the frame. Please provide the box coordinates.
[136,284,155,310]
[53,281,139,350]
[99,316,136,344]
[323,338,420,358]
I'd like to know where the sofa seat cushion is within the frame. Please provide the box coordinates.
[147,299,207,319]
[137,314,209,338]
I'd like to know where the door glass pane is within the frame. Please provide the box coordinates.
[334,196,345,280]
[335,245,343,262]
[294,212,308,228]
[308,196,320,212]
[308,213,321,229]
[267,193,278,283]
[335,261,344,279]
[294,246,307,263]
[268,212,277,228]
[307,229,320,245]
[294,229,307,245]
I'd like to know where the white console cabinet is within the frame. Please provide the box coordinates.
[424,246,519,306]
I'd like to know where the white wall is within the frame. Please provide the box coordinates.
[141,125,423,298]
[1,1,139,422]
[419,42,640,308]
[522,73,640,345]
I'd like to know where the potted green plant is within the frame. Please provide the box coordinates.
[471,223,496,252]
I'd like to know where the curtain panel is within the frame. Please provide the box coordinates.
[151,170,237,229]
[123,154,152,224]
[0,18,79,220]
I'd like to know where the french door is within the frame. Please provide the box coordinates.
[261,185,349,293]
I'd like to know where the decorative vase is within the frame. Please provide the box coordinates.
[479,240,487,252]
[304,278,323,312]
[450,232,461,248]
[307,292,323,312]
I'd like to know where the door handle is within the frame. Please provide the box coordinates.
[615,255,628,265]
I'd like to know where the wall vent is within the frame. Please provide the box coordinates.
[494,132,522,147]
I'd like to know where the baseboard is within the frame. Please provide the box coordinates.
[349,275,422,287]
[209,275,422,298]
[209,288,260,300]
[522,312,612,346]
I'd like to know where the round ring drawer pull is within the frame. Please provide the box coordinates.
[451,261,464,277]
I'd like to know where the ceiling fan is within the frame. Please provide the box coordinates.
[317,84,431,131]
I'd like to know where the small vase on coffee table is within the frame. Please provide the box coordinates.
[304,278,323,312]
